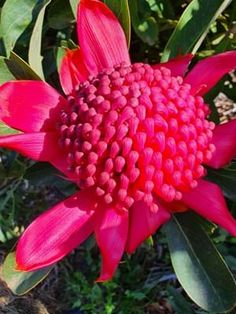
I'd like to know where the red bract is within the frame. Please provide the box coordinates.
[0,0,236,281]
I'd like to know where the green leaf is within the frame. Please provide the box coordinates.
[0,121,20,135]
[104,0,131,47]
[207,162,236,201]
[0,56,15,84]
[1,0,38,56]
[146,0,175,19]
[129,0,159,46]
[1,252,53,295]
[28,0,52,79]
[162,0,232,61]
[167,286,194,314]
[164,212,236,312]
[5,51,42,80]
[48,0,75,30]
[69,0,79,18]
[56,46,66,70]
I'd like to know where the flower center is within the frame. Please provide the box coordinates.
[59,63,215,212]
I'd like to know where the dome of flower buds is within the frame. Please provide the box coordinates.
[59,63,215,212]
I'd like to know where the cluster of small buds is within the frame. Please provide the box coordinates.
[59,62,215,212]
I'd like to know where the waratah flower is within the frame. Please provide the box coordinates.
[0,0,236,281]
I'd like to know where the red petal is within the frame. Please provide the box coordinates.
[59,48,90,95]
[95,207,128,282]
[153,54,193,77]
[16,190,96,271]
[125,201,171,254]
[184,51,236,96]
[0,132,61,161]
[205,119,236,169]
[78,0,130,74]
[0,132,77,180]
[182,179,236,236]
[0,81,67,132]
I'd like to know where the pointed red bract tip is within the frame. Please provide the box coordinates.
[153,54,194,77]
[15,191,96,271]
[0,132,60,162]
[0,80,67,133]
[96,273,113,283]
[59,48,89,95]
[77,0,130,73]
[125,201,171,254]
[182,179,236,236]
[205,119,236,169]
[185,51,236,96]
[95,208,128,282]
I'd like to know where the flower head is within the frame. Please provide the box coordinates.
[0,0,236,281]
[60,61,217,208]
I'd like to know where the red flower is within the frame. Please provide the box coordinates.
[0,0,236,281]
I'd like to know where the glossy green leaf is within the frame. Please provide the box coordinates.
[69,0,79,18]
[1,0,38,56]
[1,252,53,295]
[48,0,74,30]
[0,121,20,136]
[0,56,15,84]
[28,0,52,79]
[129,0,159,46]
[5,51,42,80]
[104,0,131,47]
[164,212,236,312]
[0,51,40,84]
[162,0,232,61]
[207,162,236,202]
